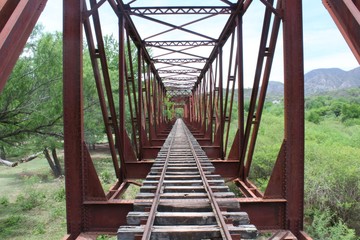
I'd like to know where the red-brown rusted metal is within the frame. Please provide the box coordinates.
[63,0,83,237]
[283,0,305,234]
[244,0,282,178]
[323,0,360,64]
[82,2,122,179]
[0,0,47,92]
[0,0,329,239]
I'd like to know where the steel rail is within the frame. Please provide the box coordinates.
[180,120,233,240]
[141,121,179,240]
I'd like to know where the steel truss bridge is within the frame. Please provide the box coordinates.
[0,0,359,239]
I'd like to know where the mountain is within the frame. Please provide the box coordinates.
[304,67,360,95]
[266,67,360,97]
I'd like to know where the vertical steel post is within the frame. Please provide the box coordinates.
[137,47,144,159]
[63,0,83,237]
[119,11,127,176]
[209,67,214,143]
[283,0,305,236]
[202,77,206,134]
[219,48,224,158]
[126,34,139,158]
[237,14,245,174]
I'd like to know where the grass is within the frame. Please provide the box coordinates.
[0,158,51,200]
[0,145,138,239]
[3,109,358,238]
[0,159,66,239]
[120,182,141,200]
[89,145,118,192]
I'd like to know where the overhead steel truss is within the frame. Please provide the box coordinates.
[1,0,359,239]
[61,0,309,238]
[127,6,234,15]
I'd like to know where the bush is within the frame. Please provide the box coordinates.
[342,103,360,121]
[307,111,321,124]
[305,120,360,234]
[54,187,66,202]
[100,170,111,184]
[16,190,45,211]
[0,196,9,207]
[306,209,357,240]
[33,223,46,235]
[0,215,23,237]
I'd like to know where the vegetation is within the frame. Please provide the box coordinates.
[245,93,360,239]
[0,149,121,240]
[0,25,63,176]
[1,26,359,239]
[0,159,66,239]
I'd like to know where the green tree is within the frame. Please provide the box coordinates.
[307,111,321,124]
[306,209,357,240]
[342,103,360,122]
[0,25,63,163]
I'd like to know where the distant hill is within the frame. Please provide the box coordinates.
[266,66,360,97]
[305,67,360,95]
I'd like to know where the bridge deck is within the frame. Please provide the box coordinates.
[118,119,257,240]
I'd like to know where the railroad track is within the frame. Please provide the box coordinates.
[118,119,258,240]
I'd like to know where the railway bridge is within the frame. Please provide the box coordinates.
[0,0,359,239]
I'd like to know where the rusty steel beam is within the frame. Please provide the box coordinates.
[136,12,217,41]
[83,0,106,19]
[218,48,224,159]
[158,69,201,74]
[323,0,360,64]
[245,0,282,178]
[145,41,216,47]
[67,197,287,233]
[152,45,207,59]
[163,83,195,87]
[154,58,207,64]
[228,14,244,161]
[63,0,84,237]
[114,0,163,83]
[0,0,20,31]
[59,0,309,238]
[223,33,236,157]
[240,0,276,179]
[127,6,233,15]
[196,1,246,85]
[124,37,140,158]
[163,77,197,81]
[0,0,47,92]
[83,1,122,180]
[118,7,129,171]
[283,0,305,236]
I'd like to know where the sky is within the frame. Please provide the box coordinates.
[38,0,359,86]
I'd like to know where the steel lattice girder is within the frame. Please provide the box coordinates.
[0,0,357,238]
[145,40,216,47]
[127,6,233,15]
[61,0,309,239]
